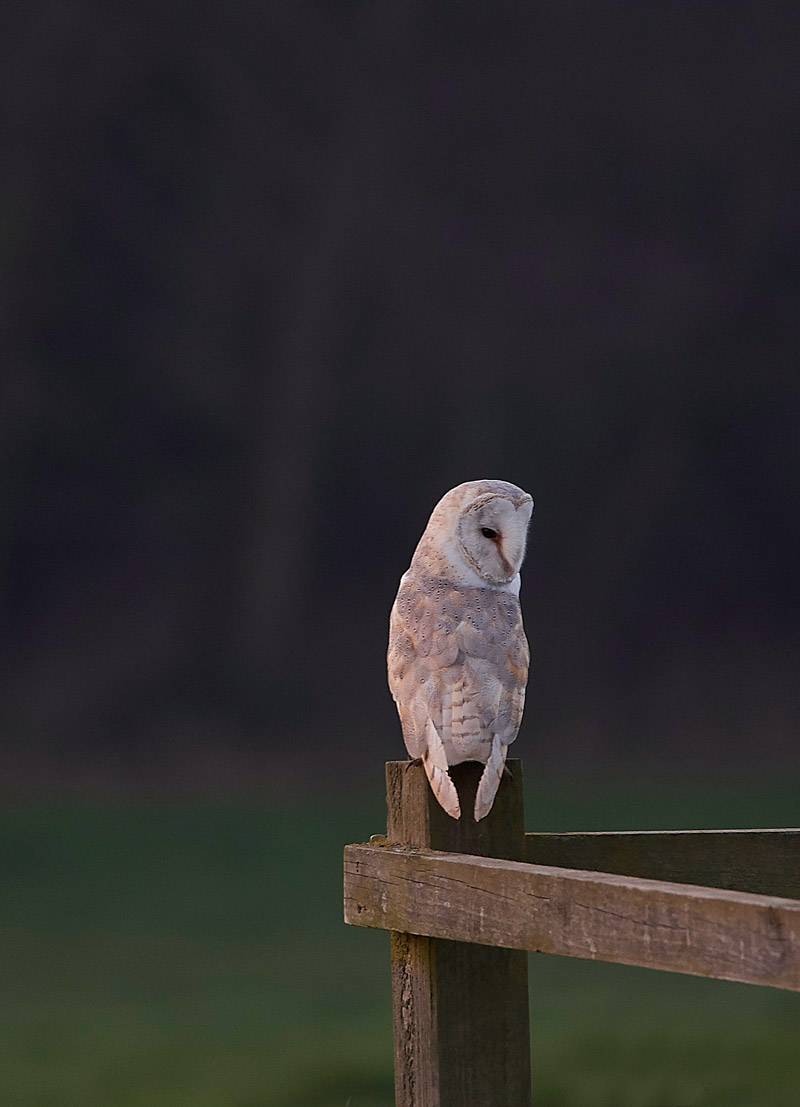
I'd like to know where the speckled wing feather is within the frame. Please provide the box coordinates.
[387,574,529,820]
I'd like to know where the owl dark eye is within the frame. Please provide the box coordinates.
[481,527,498,540]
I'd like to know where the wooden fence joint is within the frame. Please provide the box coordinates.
[343,760,800,1104]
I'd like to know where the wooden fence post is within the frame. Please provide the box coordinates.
[386,759,532,1107]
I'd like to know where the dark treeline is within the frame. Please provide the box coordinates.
[3,2,800,787]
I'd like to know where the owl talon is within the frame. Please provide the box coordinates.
[405,757,423,772]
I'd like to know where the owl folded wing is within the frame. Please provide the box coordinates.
[457,596,529,745]
[387,585,452,758]
[387,581,529,759]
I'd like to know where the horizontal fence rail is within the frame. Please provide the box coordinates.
[345,840,800,992]
[526,829,800,899]
[344,761,800,1106]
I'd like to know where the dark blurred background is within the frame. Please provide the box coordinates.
[3,4,800,1105]
[4,1,799,791]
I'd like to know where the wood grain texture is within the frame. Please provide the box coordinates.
[345,842,800,992]
[386,759,526,858]
[526,829,800,899]
[384,759,531,1107]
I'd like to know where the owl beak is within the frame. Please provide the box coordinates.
[495,537,514,579]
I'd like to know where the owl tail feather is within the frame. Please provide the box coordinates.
[423,719,461,819]
[474,734,507,821]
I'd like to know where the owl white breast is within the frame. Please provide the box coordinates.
[387,479,533,820]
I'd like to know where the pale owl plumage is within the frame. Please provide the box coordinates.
[387,480,533,821]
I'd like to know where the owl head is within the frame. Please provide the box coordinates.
[413,479,534,589]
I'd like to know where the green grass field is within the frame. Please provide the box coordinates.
[1,774,798,1106]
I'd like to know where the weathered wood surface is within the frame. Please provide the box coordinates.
[345,842,800,992]
[384,760,532,1107]
[386,759,526,858]
[526,829,800,900]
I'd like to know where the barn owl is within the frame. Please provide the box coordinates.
[388,480,533,821]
